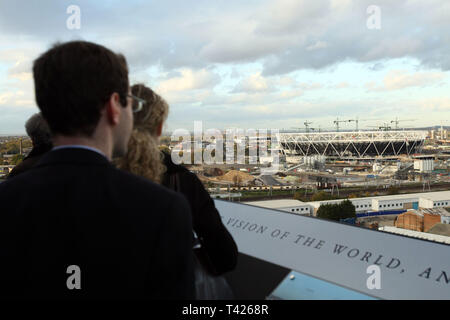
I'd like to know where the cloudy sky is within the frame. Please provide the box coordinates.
[1,0,450,134]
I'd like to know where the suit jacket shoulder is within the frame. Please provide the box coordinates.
[0,148,195,299]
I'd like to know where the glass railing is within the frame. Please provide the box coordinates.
[216,200,450,300]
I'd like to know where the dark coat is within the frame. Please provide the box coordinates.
[0,148,195,300]
[7,142,53,179]
[161,152,238,275]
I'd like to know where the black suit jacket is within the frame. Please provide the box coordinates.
[162,152,238,275]
[7,142,53,179]
[0,148,195,300]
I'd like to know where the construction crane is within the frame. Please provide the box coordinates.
[291,121,315,133]
[315,125,321,133]
[390,117,417,130]
[347,117,384,131]
[333,118,352,132]
[368,122,392,131]
[333,118,358,132]
[348,118,359,131]
[304,121,313,133]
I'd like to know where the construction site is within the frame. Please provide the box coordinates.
[166,118,449,204]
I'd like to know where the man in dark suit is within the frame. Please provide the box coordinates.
[7,113,53,179]
[0,41,195,299]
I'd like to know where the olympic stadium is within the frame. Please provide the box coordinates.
[279,130,427,158]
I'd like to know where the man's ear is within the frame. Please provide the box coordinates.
[105,93,121,126]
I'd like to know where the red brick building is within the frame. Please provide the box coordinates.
[394,210,442,232]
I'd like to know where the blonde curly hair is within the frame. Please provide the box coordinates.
[116,84,169,183]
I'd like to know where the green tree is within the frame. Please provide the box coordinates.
[340,199,356,219]
[311,191,337,201]
[317,199,356,222]
[293,190,309,202]
[293,191,304,201]
[317,204,339,221]
[386,186,400,195]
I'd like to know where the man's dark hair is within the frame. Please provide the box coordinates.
[32,41,129,137]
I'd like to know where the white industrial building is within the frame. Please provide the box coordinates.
[419,193,450,209]
[372,195,419,211]
[308,198,373,213]
[243,199,312,216]
[414,159,434,173]
[244,191,450,217]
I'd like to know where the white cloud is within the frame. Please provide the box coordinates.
[332,82,350,89]
[1,0,450,132]
[306,41,328,51]
[156,68,219,94]
[420,97,450,111]
[0,93,15,104]
[277,76,296,86]
[2,1,450,74]
[9,72,32,81]
[0,48,38,78]
[279,89,303,99]
[366,70,446,91]
[298,82,323,90]
[232,72,272,93]
[384,70,445,90]
[163,89,213,105]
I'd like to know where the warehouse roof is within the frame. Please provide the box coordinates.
[243,199,306,209]
[379,226,450,245]
[421,208,450,217]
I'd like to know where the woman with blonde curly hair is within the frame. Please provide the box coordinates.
[116,84,168,183]
[117,84,238,299]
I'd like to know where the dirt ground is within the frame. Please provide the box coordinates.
[358,215,397,228]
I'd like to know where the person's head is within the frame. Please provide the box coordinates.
[131,84,169,136]
[25,112,52,148]
[32,40,133,157]
[116,84,169,183]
